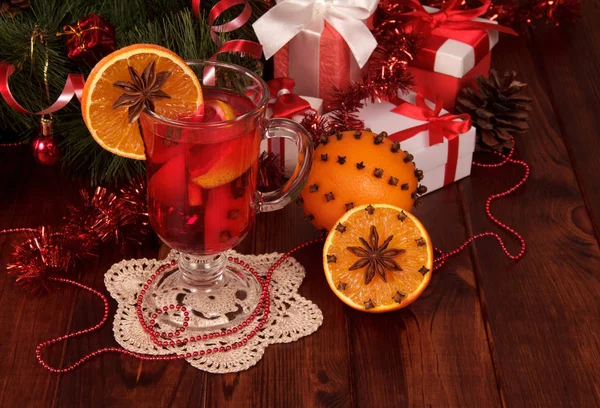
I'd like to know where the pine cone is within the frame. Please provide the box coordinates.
[0,0,30,18]
[456,70,532,151]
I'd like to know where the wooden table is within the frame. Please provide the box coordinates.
[2,16,600,408]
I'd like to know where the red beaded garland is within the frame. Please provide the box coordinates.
[135,255,272,349]
[433,148,528,270]
[0,227,37,235]
[0,141,25,147]
[32,238,323,372]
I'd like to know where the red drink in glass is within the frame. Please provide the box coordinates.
[142,89,261,255]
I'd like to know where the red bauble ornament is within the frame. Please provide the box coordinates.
[31,117,61,166]
[60,13,116,65]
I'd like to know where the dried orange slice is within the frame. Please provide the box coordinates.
[82,44,203,160]
[323,204,433,313]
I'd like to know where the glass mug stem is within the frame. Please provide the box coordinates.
[179,254,226,286]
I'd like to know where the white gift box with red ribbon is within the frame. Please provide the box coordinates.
[402,0,517,79]
[415,5,499,78]
[356,91,476,194]
[261,93,323,176]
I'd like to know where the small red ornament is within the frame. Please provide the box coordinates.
[60,13,116,65]
[31,117,61,166]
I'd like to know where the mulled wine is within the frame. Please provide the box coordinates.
[141,88,261,255]
[138,60,312,332]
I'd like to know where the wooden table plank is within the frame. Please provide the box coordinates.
[530,7,600,236]
[0,149,81,408]
[347,187,502,407]
[52,242,210,408]
[205,206,354,408]
[461,35,600,407]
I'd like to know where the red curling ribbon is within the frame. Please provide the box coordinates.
[192,0,262,85]
[208,39,263,61]
[208,0,253,45]
[0,62,84,116]
[389,88,472,186]
[192,0,263,84]
[203,39,263,84]
[399,0,518,36]
[267,78,311,119]
[192,0,201,19]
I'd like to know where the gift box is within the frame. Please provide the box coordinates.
[356,90,475,193]
[407,45,492,112]
[260,78,323,176]
[401,1,516,111]
[253,0,379,108]
[60,14,116,65]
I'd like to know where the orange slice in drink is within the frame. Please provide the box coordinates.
[203,99,237,122]
[323,204,433,313]
[189,135,260,189]
[82,44,203,160]
[188,99,259,189]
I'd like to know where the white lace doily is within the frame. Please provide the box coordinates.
[104,250,323,373]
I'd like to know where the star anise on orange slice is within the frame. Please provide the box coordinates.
[112,60,172,123]
[82,44,202,159]
[346,225,405,285]
[323,204,433,313]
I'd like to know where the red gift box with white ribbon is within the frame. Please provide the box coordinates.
[400,0,517,111]
[356,89,476,194]
[260,78,323,176]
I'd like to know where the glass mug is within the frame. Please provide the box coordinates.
[139,60,313,332]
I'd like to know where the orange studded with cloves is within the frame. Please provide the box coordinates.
[299,130,426,231]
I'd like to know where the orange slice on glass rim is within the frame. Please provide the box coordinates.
[323,204,433,313]
[81,44,203,160]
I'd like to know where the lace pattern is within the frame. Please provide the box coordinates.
[104,250,323,373]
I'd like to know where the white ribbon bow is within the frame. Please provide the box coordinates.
[252,0,379,68]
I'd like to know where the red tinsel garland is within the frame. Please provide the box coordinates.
[327,27,420,131]
[3,178,150,293]
[299,12,421,140]
[257,151,286,191]
[420,0,581,27]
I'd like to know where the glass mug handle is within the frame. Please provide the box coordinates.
[258,118,314,212]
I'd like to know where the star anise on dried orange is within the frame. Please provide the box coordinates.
[346,225,405,285]
[112,60,172,123]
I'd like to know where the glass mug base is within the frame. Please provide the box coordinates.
[143,254,262,332]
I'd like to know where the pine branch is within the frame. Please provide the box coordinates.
[1,1,267,185]
[63,8,263,185]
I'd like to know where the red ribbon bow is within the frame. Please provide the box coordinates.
[390,89,472,186]
[400,0,517,36]
[267,77,311,119]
